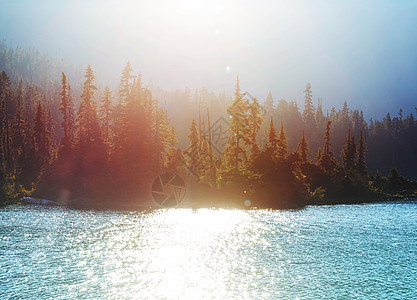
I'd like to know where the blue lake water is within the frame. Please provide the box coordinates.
[1,201,416,299]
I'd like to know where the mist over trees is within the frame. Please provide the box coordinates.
[1,44,416,207]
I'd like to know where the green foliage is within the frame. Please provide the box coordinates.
[341,128,356,171]
[297,131,309,163]
[357,131,367,174]
[77,65,101,148]
[277,122,288,159]
[59,72,74,151]
[266,117,278,157]
[318,121,338,173]
[0,169,32,205]
[307,186,327,204]
[1,47,416,209]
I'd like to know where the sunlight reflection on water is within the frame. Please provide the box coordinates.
[1,202,417,299]
[104,209,270,299]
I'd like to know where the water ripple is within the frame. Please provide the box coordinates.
[1,202,417,299]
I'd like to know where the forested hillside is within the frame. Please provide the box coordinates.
[1,45,416,207]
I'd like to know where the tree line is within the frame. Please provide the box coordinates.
[0,63,179,206]
[0,51,416,207]
[159,83,417,181]
[180,79,416,208]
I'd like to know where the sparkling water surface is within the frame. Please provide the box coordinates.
[1,201,416,299]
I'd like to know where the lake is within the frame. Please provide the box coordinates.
[1,201,416,299]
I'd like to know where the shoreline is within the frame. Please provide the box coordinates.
[19,193,417,211]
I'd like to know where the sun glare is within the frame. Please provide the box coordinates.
[105,209,267,298]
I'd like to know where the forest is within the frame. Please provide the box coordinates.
[1,44,416,208]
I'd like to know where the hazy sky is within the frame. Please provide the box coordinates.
[1,0,417,118]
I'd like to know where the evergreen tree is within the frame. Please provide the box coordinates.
[247,97,263,161]
[324,121,332,156]
[185,119,201,177]
[341,128,356,171]
[44,109,57,164]
[31,101,56,176]
[205,107,216,186]
[76,65,101,148]
[33,101,46,164]
[99,86,113,143]
[357,130,367,174]
[277,122,288,159]
[112,62,133,152]
[315,98,326,129]
[341,101,350,129]
[302,83,315,127]
[21,81,33,120]
[156,107,171,171]
[225,76,249,168]
[318,121,337,172]
[199,129,210,176]
[12,79,28,158]
[59,72,73,151]
[165,126,179,170]
[119,61,133,105]
[0,71,11,168]
[267,116,278,157]
[297,130,309,162]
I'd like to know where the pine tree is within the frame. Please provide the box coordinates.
[341,128,351,169]
[33,101,55,168]
[200,129,210,175]
[267,116,278,157]
[302,83,315,127]
[341,128,356,171]
[206,107,216,187]
[315,98,326,130]
[0,93,6,168]
[33,101,46,163]
[324,121,332,156]
[0,71,11,169]
[225,76,249,168]
[185,119,201,177]
[23,81,36,120]
[318,121,337,172]
[166,126,179,170]
[341,101,350,129]
[59,72,73,151]
[112,62,134,154]
[206,107,213,164]
[297,130,309,162]
[12,79,28,168]
[152,105,167,171]
[77,65,101,148]
[351,135,356,166]
[44,109,57,164]
[277,122,288,159]
[357,130,367,174]
[247,97,263,161]
[17,100,55,188]
[119,61,133,105]
[99,86,113,143]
